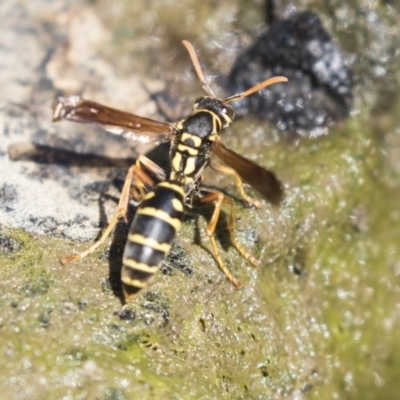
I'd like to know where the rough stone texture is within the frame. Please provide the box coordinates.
[227,11,353,138]
[0,1,153,240]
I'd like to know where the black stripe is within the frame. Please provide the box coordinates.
[122,284,143,298]
[129,214,177,244]
[123,241,168,266]
[122,264,156,283]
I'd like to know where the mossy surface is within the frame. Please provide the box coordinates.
[2,115,400,398]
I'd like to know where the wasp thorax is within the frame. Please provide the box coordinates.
[193,96,235,129]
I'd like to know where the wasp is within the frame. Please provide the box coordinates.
[52,40,287,302]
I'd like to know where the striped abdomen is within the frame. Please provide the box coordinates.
[121,180,185,301]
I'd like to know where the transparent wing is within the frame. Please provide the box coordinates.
[52,96,174,145]
[213,141,283,205]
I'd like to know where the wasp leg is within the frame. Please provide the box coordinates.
[198,191,260,288]
[61,155,166,265]
[210,162,262,208]
[132,154,167,201]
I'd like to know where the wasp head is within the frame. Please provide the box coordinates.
[193,96,235,129]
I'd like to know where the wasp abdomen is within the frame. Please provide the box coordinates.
[121,180,184,301]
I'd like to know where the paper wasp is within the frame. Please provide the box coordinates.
[52,40,287,302]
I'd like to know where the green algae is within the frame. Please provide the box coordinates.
[1,114,400,398]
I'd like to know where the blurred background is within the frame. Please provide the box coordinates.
[0,0,399,399]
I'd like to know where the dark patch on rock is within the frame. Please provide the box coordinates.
[227,11,353,138]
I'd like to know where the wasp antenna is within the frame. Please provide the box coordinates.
[224,76,288,103]
[182,40,215,97]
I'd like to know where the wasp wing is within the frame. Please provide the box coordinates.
[52,96,174,145]
[214,141,283,205]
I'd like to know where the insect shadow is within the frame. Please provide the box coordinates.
[10,140,219,301]
[103,177,236,301]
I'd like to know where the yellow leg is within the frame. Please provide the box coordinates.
[61,155,166,265]
[130,155,167,201]
[211,162,262,208]
[199,191,260,288]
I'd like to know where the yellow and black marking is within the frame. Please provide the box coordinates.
[52,40,286,303]
[170,97,234,192]
[121,180,184,301]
